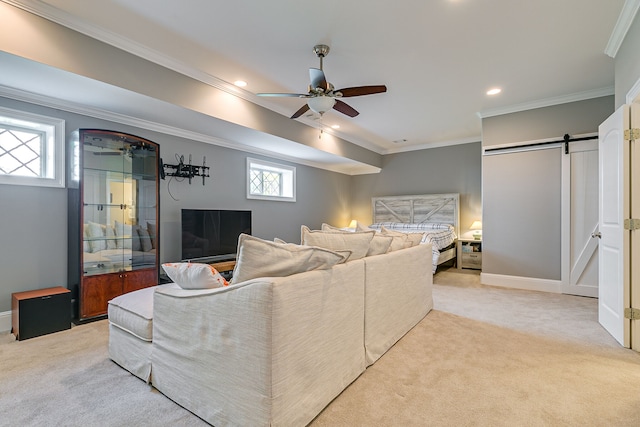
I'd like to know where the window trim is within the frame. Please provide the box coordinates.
[0,106,65,188]
[246,157,296,202]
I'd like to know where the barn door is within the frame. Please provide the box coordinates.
[629,103,640,350]
[562,139,599,297]
[598,105,630,347]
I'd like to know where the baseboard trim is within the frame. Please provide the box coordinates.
[480,273,562,294]
[0,310,11,333]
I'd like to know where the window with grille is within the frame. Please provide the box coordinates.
[247,158,296,202]
[0,107,65,188]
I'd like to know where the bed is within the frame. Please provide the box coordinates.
[368,193,459,272]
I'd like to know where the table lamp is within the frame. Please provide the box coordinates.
[470,220,482,240]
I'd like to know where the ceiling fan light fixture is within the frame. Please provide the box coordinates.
[307,96,336,115]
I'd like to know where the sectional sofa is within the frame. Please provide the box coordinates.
[108,230,433,426]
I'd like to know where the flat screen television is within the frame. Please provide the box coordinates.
[181,209,251,262]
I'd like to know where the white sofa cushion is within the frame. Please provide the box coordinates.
[108,284,179,341]
[232,233,347,284]
[301,225,375,261]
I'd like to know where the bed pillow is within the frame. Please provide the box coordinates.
[300,225,375,261]
[232,234,347,284]
[320,223,392,256]
[381,226,424,248]
[162,262,229,289]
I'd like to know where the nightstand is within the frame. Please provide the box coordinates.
[457,239,482,270]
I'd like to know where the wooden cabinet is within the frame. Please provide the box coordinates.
[69,129,160,321]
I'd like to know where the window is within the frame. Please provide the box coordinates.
[0,107,65,188]
[247,158,296,202]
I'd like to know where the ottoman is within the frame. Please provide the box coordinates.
[107,283,178,382]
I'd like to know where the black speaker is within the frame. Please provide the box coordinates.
[12,287,71,341]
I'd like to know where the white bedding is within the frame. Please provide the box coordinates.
[368,222,457,272]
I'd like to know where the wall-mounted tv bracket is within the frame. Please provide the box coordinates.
[161,154,209,185]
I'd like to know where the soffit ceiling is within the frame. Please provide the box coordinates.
[0,0,628,165]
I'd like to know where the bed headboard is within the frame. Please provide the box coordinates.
[371,193,460,237]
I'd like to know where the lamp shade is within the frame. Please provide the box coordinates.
[308,96,336,114]
[469,220,482,240]
[469,220,482,230]
[348,219,358,229]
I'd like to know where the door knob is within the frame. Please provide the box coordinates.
[591,232,601,239]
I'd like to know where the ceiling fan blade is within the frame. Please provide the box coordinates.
[336,85,387,97]
[256,93,306,97]
[333,100,359,117]
[309,68,329,92]
[290,103,310,119]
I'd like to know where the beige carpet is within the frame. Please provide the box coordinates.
[2,268,640,426]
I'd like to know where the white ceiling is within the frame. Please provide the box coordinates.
[0,0,629,164]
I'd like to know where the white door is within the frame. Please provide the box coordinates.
[598,105,630,347]
[562,139,599,297]
[630,103,640,350]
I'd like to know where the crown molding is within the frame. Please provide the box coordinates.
[383,136,481,154]
[477,86,614,119]
[605,0,640,58]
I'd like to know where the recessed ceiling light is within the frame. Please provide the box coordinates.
[331,124,340,129]
[234,80,247,87]
[486,88,502,95]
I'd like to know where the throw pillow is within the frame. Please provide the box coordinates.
[367,234,394,256]
[83,225,91,253]
[381,226,425,248]
[138,226,153,252]
[115,220,141,251]
[146,221,156,249]
[162,262,229,289]
[300,225,375,261]
[321,223,352,232]
[321,223,391,256]
[105,225,117,250]
[356,222,374,232]
[87,221,107,253]
[232,233,347,284]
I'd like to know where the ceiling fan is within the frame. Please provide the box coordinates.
[257,44,387,119]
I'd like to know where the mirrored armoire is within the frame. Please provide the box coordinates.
[68,129,160,321]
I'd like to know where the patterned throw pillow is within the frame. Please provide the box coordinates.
[162,262,229,289]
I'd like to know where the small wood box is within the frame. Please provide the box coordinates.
[12,287,71,341]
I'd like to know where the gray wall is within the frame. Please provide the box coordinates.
[481,96,614,280]
[0,96,351,313]
[351,142,482,237]
[614,12,640,106]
